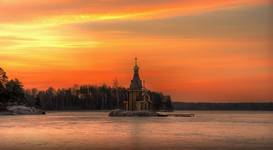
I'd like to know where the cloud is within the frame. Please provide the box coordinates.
[0,0,270,23]
[73,5,273,38]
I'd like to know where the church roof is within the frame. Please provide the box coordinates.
[130,58,142,90]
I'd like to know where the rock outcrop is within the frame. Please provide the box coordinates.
[109,109,195,117]
[6,105,46,115]
[109,109,158,117]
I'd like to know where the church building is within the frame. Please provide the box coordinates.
[123,58,152,111]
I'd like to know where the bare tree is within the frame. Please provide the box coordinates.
[113,78,120,108]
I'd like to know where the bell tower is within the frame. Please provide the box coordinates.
[128,57,143,110]
[130,57,142,90]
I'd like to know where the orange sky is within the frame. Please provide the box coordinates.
[1,0,273,102]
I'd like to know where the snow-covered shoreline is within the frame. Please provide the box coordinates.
[0,105,45,115]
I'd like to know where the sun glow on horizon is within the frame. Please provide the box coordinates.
[1,0,272,102]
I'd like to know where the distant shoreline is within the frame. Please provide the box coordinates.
[173,102,273,111]
[2,102,273,113]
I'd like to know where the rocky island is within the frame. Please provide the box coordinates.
[0,105,45,115]
[109,109,194,117]
[109,109,159,117]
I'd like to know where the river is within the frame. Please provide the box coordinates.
[0,111,272,150]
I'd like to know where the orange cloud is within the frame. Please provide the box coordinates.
[0,0,271,23]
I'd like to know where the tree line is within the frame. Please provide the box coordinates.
[0,68,26,110]
[1,67,173,111]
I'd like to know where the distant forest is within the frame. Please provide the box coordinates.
[0,67,173,111]
[24,85,173,111]
[2,67,272,111]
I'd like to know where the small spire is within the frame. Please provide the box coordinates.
[130,57,142,90]
[135,57,138,66]
[133,57,139,72]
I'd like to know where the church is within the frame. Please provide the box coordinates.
[123,58,152,111]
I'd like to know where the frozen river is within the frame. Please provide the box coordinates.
[0,111,272,150]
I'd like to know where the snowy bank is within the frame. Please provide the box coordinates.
[5,105,46,115]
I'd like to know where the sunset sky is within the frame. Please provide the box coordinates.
[0,0,273,102]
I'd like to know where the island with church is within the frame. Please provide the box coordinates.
[109,58,157,116]
[109,58,194,117]
[123,58,152,111]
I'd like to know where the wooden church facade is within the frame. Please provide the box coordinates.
[123,58,152,111]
